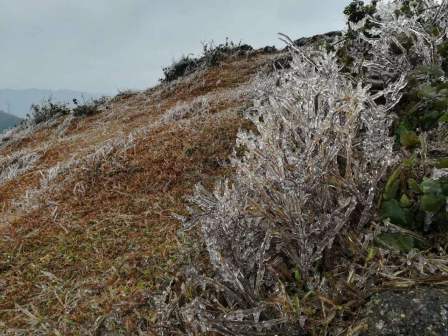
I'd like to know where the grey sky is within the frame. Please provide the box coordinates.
[1,0,349,94]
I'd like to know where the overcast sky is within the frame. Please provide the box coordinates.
[1,0,349,94]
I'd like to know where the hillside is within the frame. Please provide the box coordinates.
[0,1,447,335]
[0,47,279,334]
[0,89,101,118]
[0,110,21,133]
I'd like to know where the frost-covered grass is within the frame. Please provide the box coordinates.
[161,84,253,123]
[0,150,41,185]
[162,96,211,123]
[0,45,269,335]
[0,111,248,335]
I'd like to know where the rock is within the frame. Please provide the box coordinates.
[262,45,277,53]
[362,287,448,336]
[293,31,342,48]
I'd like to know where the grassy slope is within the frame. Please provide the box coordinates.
[0,52,279,334]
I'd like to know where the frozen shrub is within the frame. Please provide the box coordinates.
[162,55,200,82]
[72,97,108,117]
[157,45,400,335]
[25,97,108,128]
[28,99,71,125]
[192,45,396,281]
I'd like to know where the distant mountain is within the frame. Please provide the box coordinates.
[0,89,103,118]
[0,110,22,133]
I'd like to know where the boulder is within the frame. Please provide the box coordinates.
[362,287,448,336]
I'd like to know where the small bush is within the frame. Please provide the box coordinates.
[162,55,200,82]
[28,99,71,125]
[26,96,108,125]
[158,45,398,335]
[72,97,108,117]
[201,39,253,67]
[381,165,448,234]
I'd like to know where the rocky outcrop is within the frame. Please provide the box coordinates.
[363,287,448,336]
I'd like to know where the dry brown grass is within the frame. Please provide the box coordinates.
[0,52,280,334]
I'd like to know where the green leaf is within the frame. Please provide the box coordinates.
[435,158,448,169]
[420,178,443,195]
[441,178,448,196]
[418,84,438,99]
[408,178,422,193]
[374,232,419,253]
[291,295,300,314]
[400,194,412,208]
[421,194,446,213]
[439,112,448,124]
[402,155,418,169]
[381,199,413,227]
[383,168,401,200]
[292,267,301,286]
[400,130,420,148]
[366,247,377,263]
